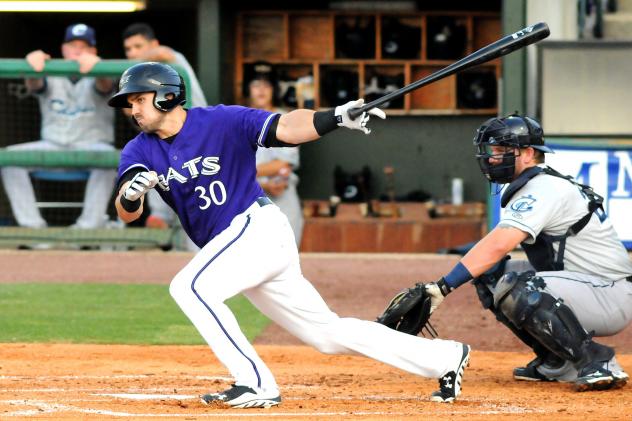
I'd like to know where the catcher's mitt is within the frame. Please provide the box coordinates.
[376,283,438,337]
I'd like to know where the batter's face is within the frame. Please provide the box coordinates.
[127,92,166,133]
[61,40,96,60]
[124,34,159,59]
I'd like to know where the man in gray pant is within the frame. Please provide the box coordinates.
[1,23,116,230]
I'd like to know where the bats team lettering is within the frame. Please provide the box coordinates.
[157,155,221,191]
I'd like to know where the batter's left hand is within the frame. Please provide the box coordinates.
[335,99,386,135]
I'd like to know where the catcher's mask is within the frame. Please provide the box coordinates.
[108,62,186,112]
[473,114,553,185]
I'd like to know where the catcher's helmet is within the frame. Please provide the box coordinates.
[108,62,186,111]
[473,114,553,184]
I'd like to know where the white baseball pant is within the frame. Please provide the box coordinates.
[169,200,465,393]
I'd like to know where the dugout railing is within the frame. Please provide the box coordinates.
[0,59,193,250]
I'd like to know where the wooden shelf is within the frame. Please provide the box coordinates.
[299,201,486,253]
[236,10,501,114]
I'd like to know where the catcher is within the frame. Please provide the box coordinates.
[378,114,632,391]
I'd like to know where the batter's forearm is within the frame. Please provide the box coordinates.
[115,184,144,223]
[276,110,320,144]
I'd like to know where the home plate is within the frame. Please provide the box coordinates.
[95,393,197,400]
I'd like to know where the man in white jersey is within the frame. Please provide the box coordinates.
[1,23,116,230]
[381,114,632,391]
[121,22,207,234]
[109,62,471,408]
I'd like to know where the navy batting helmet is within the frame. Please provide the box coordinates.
[474,114,553,184]
[108,62,186,111]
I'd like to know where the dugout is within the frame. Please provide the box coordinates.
[3,0,628,250]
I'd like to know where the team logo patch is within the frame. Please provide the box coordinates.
[510,194,536,212]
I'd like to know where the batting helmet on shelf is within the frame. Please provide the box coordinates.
[473,113,553,184]
[108,62,186,111]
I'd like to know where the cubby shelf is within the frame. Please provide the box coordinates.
[236,10,501,115]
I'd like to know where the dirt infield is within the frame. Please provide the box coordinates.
[0,344,630,420]
[1,251,631,419]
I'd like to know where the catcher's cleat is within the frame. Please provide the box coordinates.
[573,363,615,392]
[430,344,471,403]
[200,384,281,408]
[604,357,629,389]
[514,364,556,382]
[513,355,562,382]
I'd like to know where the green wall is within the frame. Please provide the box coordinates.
[297,115,491,202]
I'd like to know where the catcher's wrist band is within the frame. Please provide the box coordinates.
[443,262,473,290]
[120,194,141,212]
[313,109,339,136]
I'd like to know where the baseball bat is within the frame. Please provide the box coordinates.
[347,22,550,120]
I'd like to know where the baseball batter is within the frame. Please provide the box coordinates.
[388,114,632,391]
[1,23,116,230]
[109,62,471,408]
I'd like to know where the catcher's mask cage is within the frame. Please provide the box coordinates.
[108,62,186,112]
[473,114,553,185]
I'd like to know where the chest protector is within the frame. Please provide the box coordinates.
[501,166,604,271]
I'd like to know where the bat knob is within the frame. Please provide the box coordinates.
[347,107,363,120]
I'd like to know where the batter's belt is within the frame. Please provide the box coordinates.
[255,196,273,207]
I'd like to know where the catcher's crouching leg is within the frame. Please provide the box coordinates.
[493,271,617,391]
[473,274,557,377]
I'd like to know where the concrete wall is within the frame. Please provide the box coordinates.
[297,115,491,201]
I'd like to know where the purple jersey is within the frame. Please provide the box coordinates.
[118,105,278,247]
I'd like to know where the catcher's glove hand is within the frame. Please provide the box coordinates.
[376,278,451,337]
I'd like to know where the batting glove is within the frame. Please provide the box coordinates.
[335,99,386,135]
[124,171,159,201]
[424,278,452,314]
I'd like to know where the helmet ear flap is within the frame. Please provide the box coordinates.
[153,75,187,111]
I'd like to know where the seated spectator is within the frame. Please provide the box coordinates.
[248,62,304,246]
[0,23,116,229]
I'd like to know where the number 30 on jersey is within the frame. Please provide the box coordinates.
[195,181,227,209]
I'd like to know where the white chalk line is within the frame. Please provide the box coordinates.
[0,374,232,381]
[1,400,414,418]
[97,393,197,400]
[1,394,546,418]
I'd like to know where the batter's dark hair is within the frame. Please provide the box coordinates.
[122,22,156,42]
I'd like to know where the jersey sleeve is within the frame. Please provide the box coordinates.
[499,185,562,243]
[117,139,149,184]
[225,105,279,148]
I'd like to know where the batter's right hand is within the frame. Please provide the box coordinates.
[335,98,386,135]
[124,171,159,201]
[25,50,51,72]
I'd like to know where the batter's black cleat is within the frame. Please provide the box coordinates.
[430,344,471,403]
[200,384,281,408]
[573,362,615,391]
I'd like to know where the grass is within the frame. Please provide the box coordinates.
[0,283,271,345]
